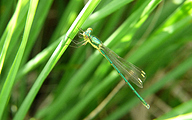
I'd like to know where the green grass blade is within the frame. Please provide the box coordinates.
[156,99,192,119]
[15,1,101,120]
[0,0,39,119]
[0,0,27,73]
[83,0,133,28]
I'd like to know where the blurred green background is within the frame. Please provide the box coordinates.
[0,0,192,120]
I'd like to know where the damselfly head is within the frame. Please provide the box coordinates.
[86,28,93,35]
[87,28,93,32]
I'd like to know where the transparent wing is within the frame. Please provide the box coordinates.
[100,45,146,88]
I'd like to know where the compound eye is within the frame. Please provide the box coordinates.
[87,28,93,32]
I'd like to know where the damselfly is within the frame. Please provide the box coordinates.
[79,28,150,109]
